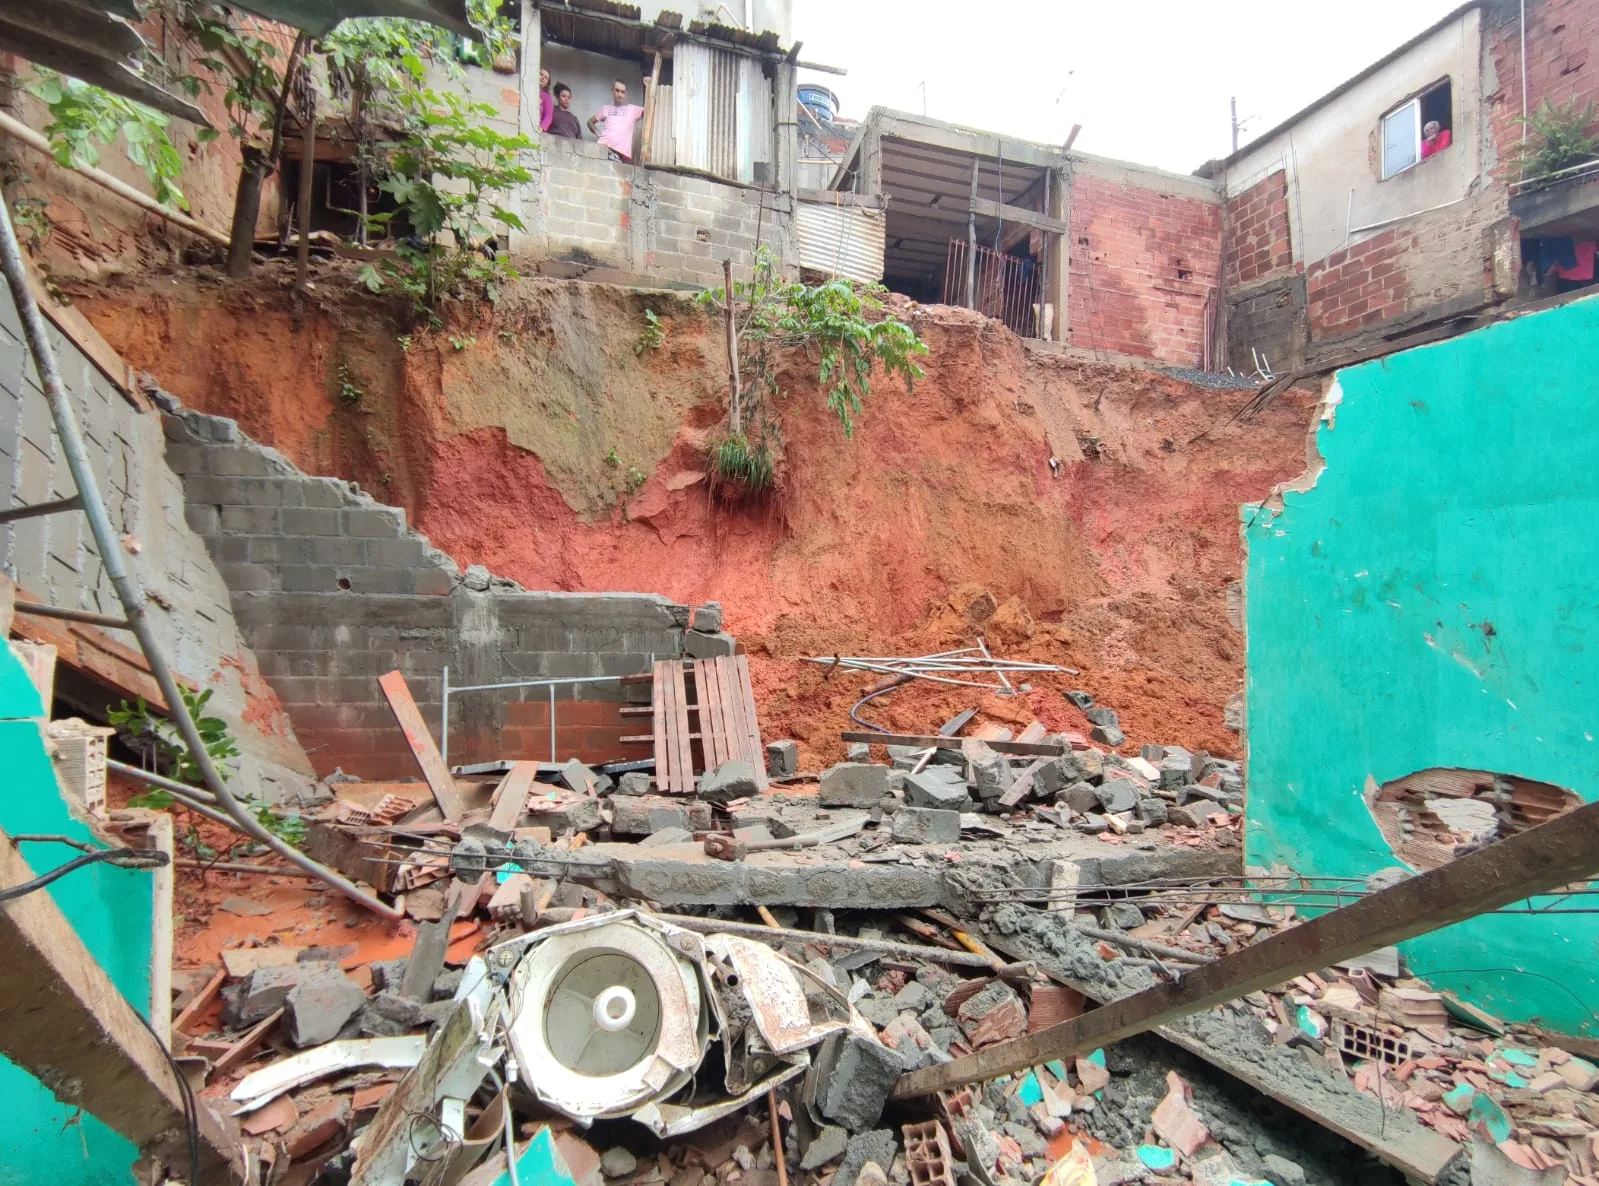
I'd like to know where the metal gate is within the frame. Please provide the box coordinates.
[942,239,1041,337]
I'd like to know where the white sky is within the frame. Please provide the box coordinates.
[792,0,1464,173]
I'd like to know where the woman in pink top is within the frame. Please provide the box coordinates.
[538,68,553,133]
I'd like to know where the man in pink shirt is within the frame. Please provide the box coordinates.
[588,79,645,162]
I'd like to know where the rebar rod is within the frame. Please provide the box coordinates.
[0,193,400,921]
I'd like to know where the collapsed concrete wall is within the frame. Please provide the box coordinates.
[0,284,313,803]
[162,407,730,780]
[1243,293,1599,1037]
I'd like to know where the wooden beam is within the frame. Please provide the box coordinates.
[0,829,242,1181]
[893,797,1599,1099]
[842,731,1065,757]
[969,197,1067,235]
[378,670,465,822]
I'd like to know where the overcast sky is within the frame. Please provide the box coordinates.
[792,0,1463,174]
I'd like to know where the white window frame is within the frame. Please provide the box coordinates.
[1381,98,1422,180]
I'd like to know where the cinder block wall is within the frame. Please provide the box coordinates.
[0,286,314,803]
[163,408,734,779]
[514,137,796,286]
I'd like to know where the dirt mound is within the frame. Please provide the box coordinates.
[76,271,1316,762]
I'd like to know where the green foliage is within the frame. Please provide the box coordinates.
[1507,99,1599,187]
[26,69,188,209]
[128,789,176,811]
[108,686,240,787]
[694,247,927,498]
[636,308,665,354]
[396,334,414,353]
[179,10,288,146]
[708,432,775,497]
[338,363,364,404]
[625,465,647,493]
[252,802,308,848]
[448,333,477,351]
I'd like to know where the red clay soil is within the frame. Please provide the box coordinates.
[76,271,1316,768]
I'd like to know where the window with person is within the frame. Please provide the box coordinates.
[1380,79,1453,179]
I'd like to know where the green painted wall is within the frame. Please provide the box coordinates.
[0,639,157,1184]
[1243,294,1599,1039]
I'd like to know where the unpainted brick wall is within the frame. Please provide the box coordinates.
[0,288,315,803]
[1225,170,1296,287]
[1486,0,1598,169]
[1067,171,1223,364]
[517,138,795,286]
[1305,228,1414,336]
[163,409,728,779]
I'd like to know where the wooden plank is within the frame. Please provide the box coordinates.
[894,796,1599,1103]
[730,655,768,790]
[488,761,539,832]
[173,966,227,1035]
[703,658,736,771]
[844,731,1067,757]
[693,659,725,770]
[711,657,745,772]
[377,670,465,822]
[657,660,682,794]
[211,1008,284,1076]
[652,661,670,793]
[668,660,693,791]
[0,828,241,1180]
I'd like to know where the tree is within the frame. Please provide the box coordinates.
[694,247,928,497]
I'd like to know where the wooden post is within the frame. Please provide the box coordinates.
[965,157,978,309]
[723,258,741,434]
[0,828,242,1181]
[295,87,316,290]
[893,796,1599,1099]
[640,49,663,165]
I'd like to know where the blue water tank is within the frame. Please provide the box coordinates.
[798,84,839,123]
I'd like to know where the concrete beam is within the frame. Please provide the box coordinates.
[0,829,241,1181]
[872,109,1062,169]
[969,197,1067,235]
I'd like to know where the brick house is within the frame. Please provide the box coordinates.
[1200,0,1599,370]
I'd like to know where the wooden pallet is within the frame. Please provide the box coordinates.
[652,655,768,795]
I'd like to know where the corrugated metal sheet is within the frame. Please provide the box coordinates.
[797,201,885,285]
[708,47,738,181]
[737,56,773,184]
[648,83,676,167]
[672,41,712,173]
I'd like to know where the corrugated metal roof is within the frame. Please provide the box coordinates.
[797,200,884,285]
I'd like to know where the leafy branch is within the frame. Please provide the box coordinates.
[26,69,188,209]
[1506,99,1599,188]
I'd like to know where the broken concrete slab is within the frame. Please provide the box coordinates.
[610,795,711,836]
[1090,723,1126,747]
[358,990,455,1037]
[890,807,961,845]
[640,826,694,847]
[846,741,871,763]
[1065,691,1094,710]
[1084,706,1119,728]
[223,961,344,1029]
[1094,778,1141,814]
[698,760,760,804]
[820,763,890,808]
[527,795,605,834]
[903,768,971,812]
[835,1130,898,1186]
[284,971,367,1048]
[615,772,652,796]
[1058,780,1101,814]
[800,1125,849,1170]
[814,1034,903,1133]
[1136,798,1169,826]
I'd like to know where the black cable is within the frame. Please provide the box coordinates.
[848,683,903,733]
[0,846,169,902]
[132,1005,202,1186]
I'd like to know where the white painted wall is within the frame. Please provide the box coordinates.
[632,0,793,42]
[1226,8,1484,266]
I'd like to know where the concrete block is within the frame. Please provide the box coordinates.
[1137,797,1169,826]
[1090,723,1126,747]
[819,762,888,808]
[610,795,711,836]
[889,807,960,845]
[968,749,1014,801]
[183,503,220,535]
[1095,777,1141,814]
[220,505,280,534]
[801,1125,849,1171]
[366,537,429,568]
[299,479,350,508]
[222,960,343,1028]
[342,507,405,537]
[903,767,971,812]
[683,630,736,658]
[615,772,652,796]
[281,507,342,536]
[208,446,274,477]
[815,1034,903,1133]
[766,739,798,778]
[699,759,760,803]
[527,795,605,834]
[690,602,723,632]
[834,1130,898,1186]
[284,971,367,1047]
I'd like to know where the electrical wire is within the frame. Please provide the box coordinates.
[133,1005,202,1186]
[0,843,169,901]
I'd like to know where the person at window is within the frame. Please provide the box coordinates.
[548,84,582,139]
[589,79,646,162]
[538,68,553,133]
[1421,120,1452,159]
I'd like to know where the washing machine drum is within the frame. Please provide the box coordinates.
[506,915,708,1120]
